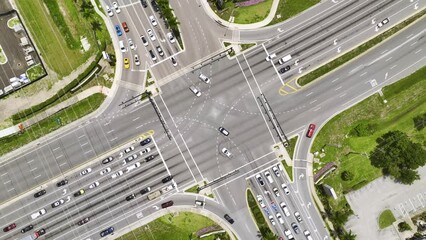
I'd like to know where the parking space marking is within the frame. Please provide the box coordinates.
[56,154,63,159]
[132,117,140,122]
[81,142,88,147]
[30,168,37,172]
[4,180,11,185]
[110,137,117,141]
[52,147,60,151]
[1,172,7,177]
[78,135,85,139]
[84,150,92,155]
[27,159,34,164]
[34,175,41,179]
[59,162,67,167]
[107,130,114,134]
[7,188,14,192]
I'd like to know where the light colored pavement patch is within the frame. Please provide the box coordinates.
[344,166,426,240]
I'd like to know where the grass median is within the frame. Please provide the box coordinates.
[269,0,320,26]
[379,209,396,229]
[298,8,426,86]
[0,93,105,156]
[209,0,273,24]
[247,189,276,239]
[117,212,229,240]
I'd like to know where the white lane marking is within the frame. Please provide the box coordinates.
[132,117,140,122]
[27,159,34,164]
[34,175,41,179]
[309,100,317,104]
[306,92,313,97]
[360,72,367,77]
[339,93,347,98]
[107,130,114,134]
[335,86,342,91]
[59,162,67,167]
[56,154,63,159]
[1,172,7,177]
[411,41,417,46]
[110,137,117,141]
[84,150,92,155]
[385,57,392,62]
[30,168,37,172]
[78,135,85,139]
[81,142,88,147]
[390,64,397,69]
[331,78,339,83]
[52,147,60,151]
[4,180,11,184]
[415,49,422,54]
[7,188,14,192]
[313,106,321,112]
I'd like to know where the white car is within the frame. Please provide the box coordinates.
[198,73,211,84]
[126,162,141,172]
[106,5,113,17]
[281,183,290,195]
[377,18,389,28]
[280,202,291,217]
[128,38,136,50]
[111,170,124,179]
[167,32,175,43]
[100,167,111,175]
[221,148,232,158]
[256,195,266,208]
[272,166,280,177]
[268,215,275,226]
[140,148,151,155]
[124,146,135,153]
[265,53,276,61]
[80,168,92,176]
[147,29,156,41]
[89,181,100,189]
[112,2,121,13]
[276,213,284,224]
[31,208,47,220]
[284,229,295,240]
[264,171,273,183]
[272,187,280,197]
[134,54,140,66]
[51,199,65,208]
[304,230,313,240]
[149,15,157,26]
[294,211,302,222]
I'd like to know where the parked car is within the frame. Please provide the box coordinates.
[124,146,135,153]
[115,25,122,36]
[140,35,148,46]
[74,189,85,197]
[3,223,16,232]
[80,167,92,176]
[20,225,33,233]
[149,15,157,26]
[77,217,90,226]
[34,189,46,198]
[102,156,114,164]
[112,2,121,13]
[111,170,124,179]
[140,138,151,146]
[145,155,156,162]
[255,174,265,186]
[141,0,148,8]
[56,179,68,187]
[162,175,173,183]
[122,22,129,32]
[281,183,290,195]
[31,208,47,220]
[167,32,175,43]
[100,227,114,237]
[100,167,112,175]
[126,193,136,201]
[89,181,100,189]
[140,187,151,195]
[51,199,65,208]
[198,73,211,84]
[294,211,302,222]
[291,222,300,234]
[106,5,113,17]
[279,65,291,74]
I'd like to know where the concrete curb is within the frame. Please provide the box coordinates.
[199,0,280,30]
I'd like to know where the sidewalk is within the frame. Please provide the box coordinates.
[0,86,109,138]
[199,0,280,30]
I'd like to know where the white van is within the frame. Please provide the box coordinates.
[119,40,126,52]
[278,54,292,65]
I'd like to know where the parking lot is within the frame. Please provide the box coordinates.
[0,10,44,95]
[345,166,426,240]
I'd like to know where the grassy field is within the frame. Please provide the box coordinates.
[210,0,273,24]
[269,0,320,25]
[312,65,426,229]
[282,160,293,182]
[117,212,229,240]
[0,93,105,156]
[184,184,199,193]
[15,0,108,77]
[26,64,47,81]
[378,209,396,229]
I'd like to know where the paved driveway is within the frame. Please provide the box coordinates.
[345,166,426,240]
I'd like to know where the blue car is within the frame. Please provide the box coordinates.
[115,25,122,36]
[100,227,114,237]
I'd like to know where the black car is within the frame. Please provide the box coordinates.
[126,193,136,201]
[34,189,46,198]
[140,187,151,195]
[255,174,265,186]
[140,138,151,146]
[161,200,174,208]
[77,217,90,226]
[141,0,147,7]
[224,214,234,224]
[56,179,68,187]
[279,65,291,74]
[100,227,114,237]
[102,156,114,164]
[156,46,164,56]
[37,228,46,236]
[145,155,156,162]
[74,189,85,197]
[151,0,160,12]
[291,222,300,234]
[21,225,33,233]
[162,175,173,183]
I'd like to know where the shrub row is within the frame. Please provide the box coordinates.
[12,42,106,123]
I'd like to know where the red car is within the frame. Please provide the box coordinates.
[161,200,174,208]
[3,223,16,232]
[306,124,316,138]
[122,22,129,32]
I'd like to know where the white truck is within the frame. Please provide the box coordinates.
[21,233,38,240]
[278,54,292,65]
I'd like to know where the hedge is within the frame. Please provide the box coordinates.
[12,42,106,123]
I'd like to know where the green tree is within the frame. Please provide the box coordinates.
[413,113,426,131]
[370,131,426,184]
[398,221,412,232]
[341,171,354,181]
[341,230,356,240]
